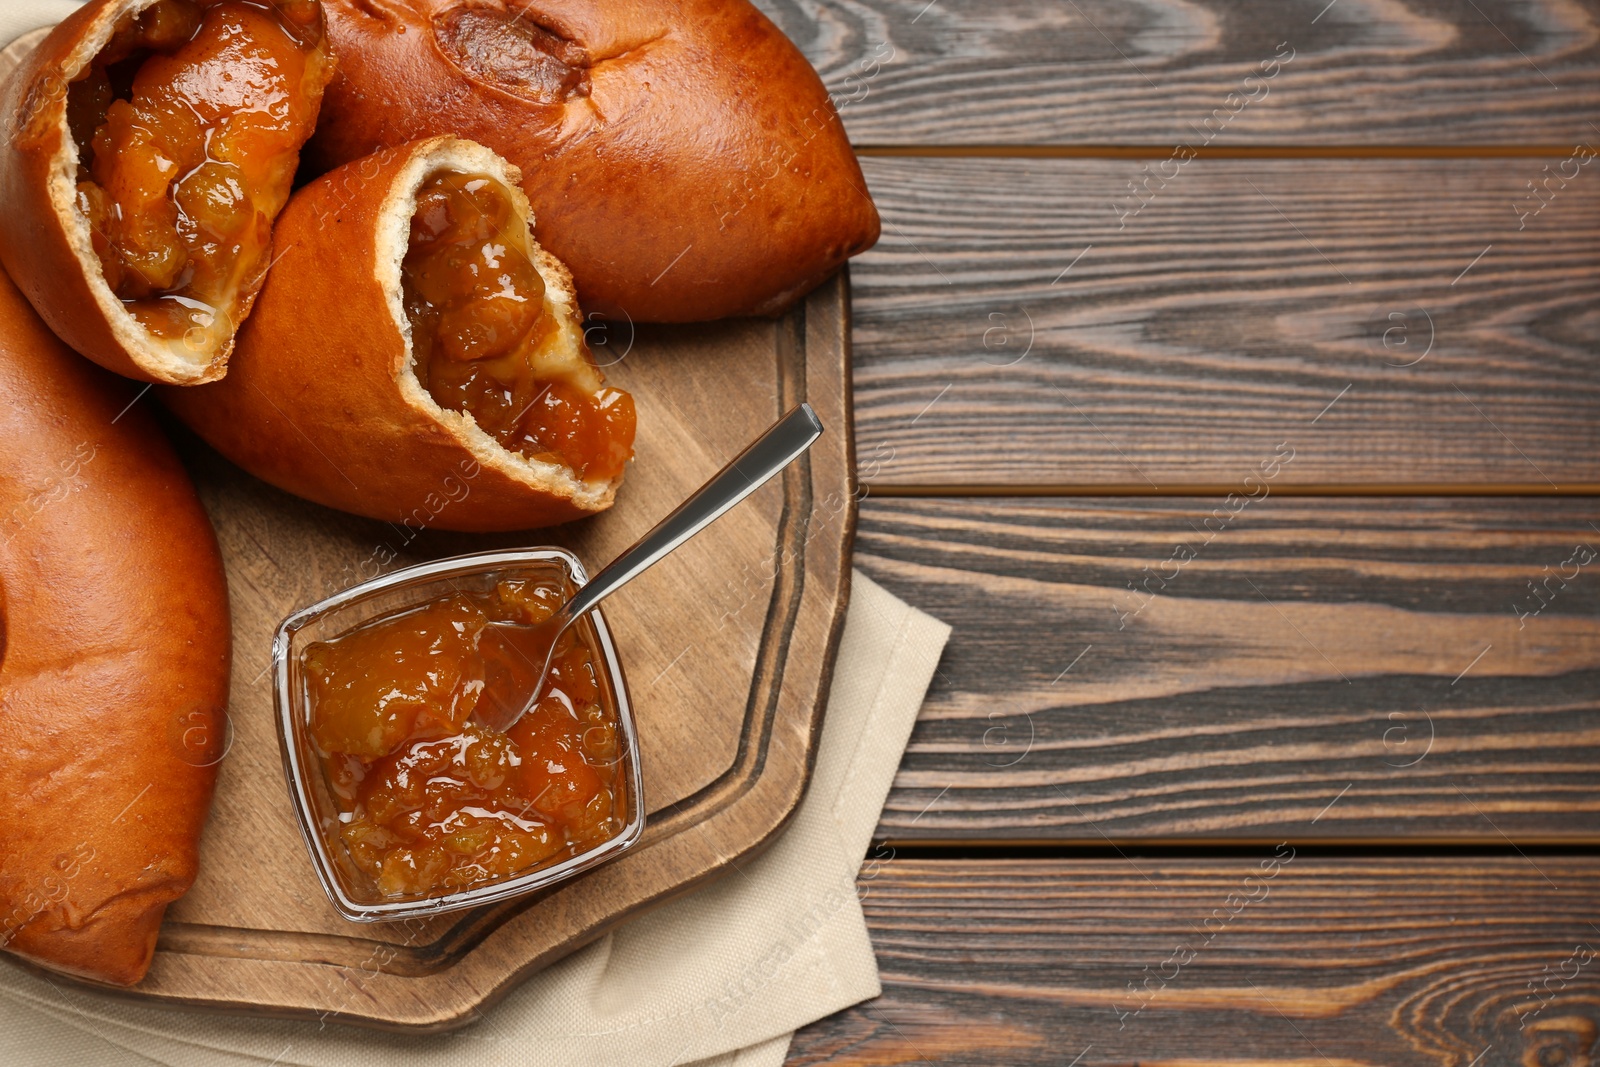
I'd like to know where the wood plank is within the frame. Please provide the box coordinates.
[751,0,1600,146]
[850,157,1600,489]
[857,497,1600,843]
[787,857,1600,1066]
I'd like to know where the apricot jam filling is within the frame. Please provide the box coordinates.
[403,172,635,483]
[66,0,333,346]
[304,579,629,898]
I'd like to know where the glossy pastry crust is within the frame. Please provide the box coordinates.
[0,0,333,384]
[0,266,231,987]
[161,136,629,531]
[306,0,881,322]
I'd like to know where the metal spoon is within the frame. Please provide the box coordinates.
[477,402,824,733]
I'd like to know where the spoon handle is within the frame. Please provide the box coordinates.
[561,403,824,625]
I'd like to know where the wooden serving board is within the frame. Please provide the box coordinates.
[116,274,855,1030]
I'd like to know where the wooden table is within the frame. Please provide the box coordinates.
[757,0,1600,1062]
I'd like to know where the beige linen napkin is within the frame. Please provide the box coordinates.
[0,571,950,1065]
[0,2,82,47]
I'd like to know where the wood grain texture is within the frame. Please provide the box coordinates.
[857,497,1600,843]
[73,276,857,1029]
[849,157,1600,489]
[750,0,1600,146]
[786,858,1600,1067]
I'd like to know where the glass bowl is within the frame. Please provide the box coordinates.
[272,547,645,922]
